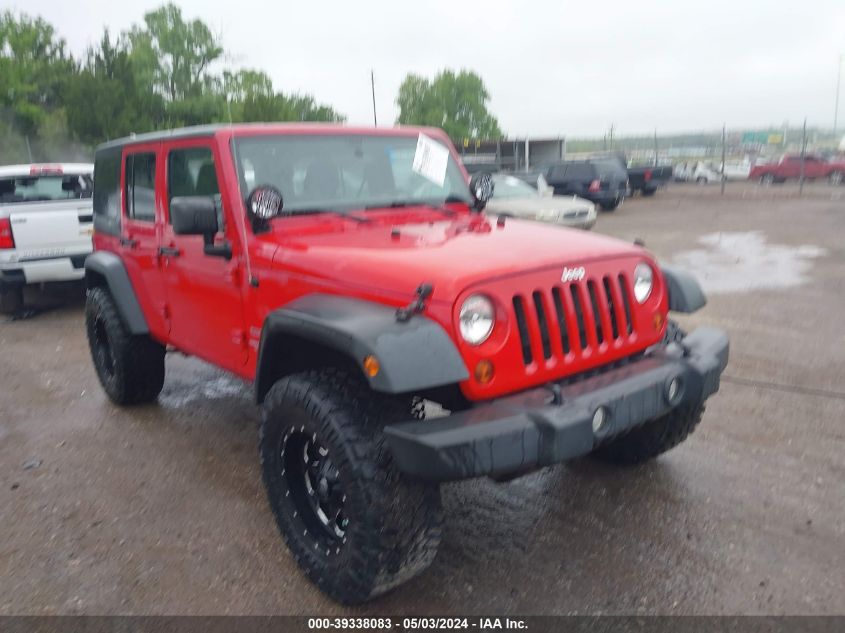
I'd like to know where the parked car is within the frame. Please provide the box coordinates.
[672,162,717,184]
[626,164,673,196]
[485,173,596,230]
[0,163,94,313]
[749,154,845,185]
[84,123,728,604]
[721,161,751,181]
[536,159,628,211]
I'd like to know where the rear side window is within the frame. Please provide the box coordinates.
[94,147,122,235]
[562,163,593,180]
[125,153,157,222]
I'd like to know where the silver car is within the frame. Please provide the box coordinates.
[485,174,597,230]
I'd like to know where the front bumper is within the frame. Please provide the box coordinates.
[384,327,729,481]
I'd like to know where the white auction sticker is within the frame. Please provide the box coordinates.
[411,134,449,187]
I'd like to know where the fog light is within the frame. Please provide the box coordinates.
[666,377,683,404]
[592,407,609,434]
[474,359,495,384]
[363,355,380,378]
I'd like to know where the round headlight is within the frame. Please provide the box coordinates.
[633,263,654,303]
[459,295,495,345]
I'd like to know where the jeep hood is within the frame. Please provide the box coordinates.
[270,212,648,304]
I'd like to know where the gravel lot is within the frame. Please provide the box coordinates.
[1,182,843,615]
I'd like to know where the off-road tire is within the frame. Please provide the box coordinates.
[85,286,165,405]
[260,368,442,604]
[760,173,774,185]
[591,403,704,466]
[0,286,23,315]
[591,319,702,465]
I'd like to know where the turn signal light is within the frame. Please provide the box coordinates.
[363,355,380,378]
[0,218,14,249]
[653,312,665,331]
[474,359,495,384]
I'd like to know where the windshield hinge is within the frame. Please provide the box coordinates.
[396,283,434,322]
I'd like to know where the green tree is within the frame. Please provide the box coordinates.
[396,69,502,141]
[128,3,223,103]
[0,11,74,136]
[64,32,166,143]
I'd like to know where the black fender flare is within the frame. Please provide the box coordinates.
[255,294,469,402]
[84,251,149,335]
[661,266,707,313]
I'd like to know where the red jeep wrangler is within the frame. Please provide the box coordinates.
[85,124,728,603]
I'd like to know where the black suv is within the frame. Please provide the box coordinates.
[537,159,628,211]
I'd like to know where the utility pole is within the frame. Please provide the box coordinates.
[370,70,377,126]
[835,55,843,137]
[653,128,658,166]
[720,123,726,196]
[799,117,807,196]
[609,124,614,151]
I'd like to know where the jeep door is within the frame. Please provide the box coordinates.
[119,144,170,339]
[159,141,247,374]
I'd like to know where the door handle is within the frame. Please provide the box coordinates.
[119,237,138,248]
[158,246,181,257]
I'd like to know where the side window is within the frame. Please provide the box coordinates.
[94,147,122,235]
[167,147,221,227]
[124,153,157,222]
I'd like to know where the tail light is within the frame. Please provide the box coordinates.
[588,179,601,193]
[30,165,63,176]
[0,218,14,249]
[644,169,652,182]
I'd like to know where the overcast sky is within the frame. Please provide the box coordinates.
[12,0,845,137]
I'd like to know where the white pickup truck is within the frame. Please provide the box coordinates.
[0,163,95,313]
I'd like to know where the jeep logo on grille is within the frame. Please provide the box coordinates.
[561,266,586,282]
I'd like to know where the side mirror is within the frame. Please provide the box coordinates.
[469,172,494,211]
[171,196,218,236]
[170,196,231,259]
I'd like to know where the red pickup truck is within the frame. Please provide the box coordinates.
[750,154,845,185]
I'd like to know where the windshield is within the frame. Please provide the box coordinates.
[233,133,472,215]
[492,175,539,199]
[0,173,93,204]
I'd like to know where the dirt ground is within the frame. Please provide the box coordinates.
[1,182,844,615]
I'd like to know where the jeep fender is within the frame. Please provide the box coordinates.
[84,251,149,335]
[255,294,469,403]
[661,266,706,313]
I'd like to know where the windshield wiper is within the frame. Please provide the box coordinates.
[289,209,370,223]
[367,198,470,215]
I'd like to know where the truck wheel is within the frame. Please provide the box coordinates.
[260,368,442,604]
[599,200,620,212]
[641,188,656,197]
[830,171,844,186]
[85,287,165,405]
[591,404,704,466]
[0,286,23,315]
[760,174,774,185]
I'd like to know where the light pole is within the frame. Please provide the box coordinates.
[835,55,843,137]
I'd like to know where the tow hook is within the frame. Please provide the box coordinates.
[396,283,434,322]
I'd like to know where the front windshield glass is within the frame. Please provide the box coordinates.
[233,133,472,215]
[492,175,539,199]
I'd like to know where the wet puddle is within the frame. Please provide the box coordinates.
[672,231,827,294]
[158,374,250,409]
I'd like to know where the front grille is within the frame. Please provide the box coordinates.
[512,274,636,366]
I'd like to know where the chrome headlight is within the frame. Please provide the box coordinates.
[633,263,654,303]
[459,295,495,345]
